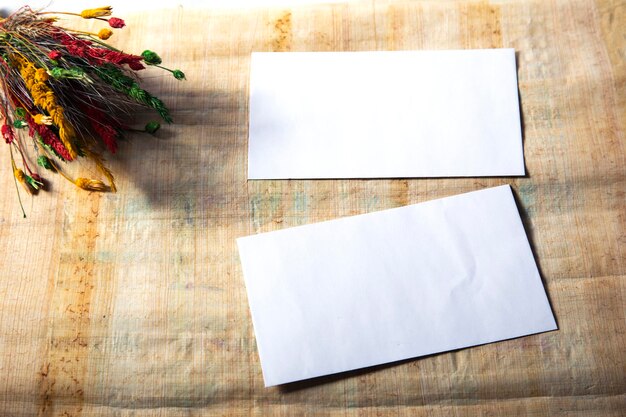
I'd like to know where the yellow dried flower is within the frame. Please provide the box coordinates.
[35,68,49,82]
[83,149,117,192]
[14,55,77,159]
[13,167,34,194]
[74,178,111,192]
[80,6,112,19]
[33,114,53,125]
[98,28,113,40]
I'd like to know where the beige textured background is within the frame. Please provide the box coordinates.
[0,0,624,415]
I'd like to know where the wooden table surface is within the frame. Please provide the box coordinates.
[1,0,624,415]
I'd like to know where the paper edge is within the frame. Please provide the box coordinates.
[247,48,525,180]
[237,184,511,240]
[264,326,559,387]
[237,184,557,387]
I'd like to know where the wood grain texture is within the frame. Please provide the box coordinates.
[0,0,624,415]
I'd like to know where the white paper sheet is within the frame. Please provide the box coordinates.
[237,185,556,386]
[248,48,524,179]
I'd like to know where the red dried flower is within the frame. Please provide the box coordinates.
[48,50,62,60]
[53,30,144,69]
[26,116,73,161]
[84,106,119,153]
[2,124,15,144]
[108,17,126,28]
[128,61,145,71]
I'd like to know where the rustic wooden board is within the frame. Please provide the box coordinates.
[0,0,624,415]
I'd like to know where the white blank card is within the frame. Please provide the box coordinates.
[248,49,524,179]
[238,185,556,386]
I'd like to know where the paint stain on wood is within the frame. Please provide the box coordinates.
[250,181,287,232]
[272,11,292,51]
[386,4,428,51]
[461,2,502,49]
[38,193,101,416]
[387,5,407,50]
[390,180,410,208]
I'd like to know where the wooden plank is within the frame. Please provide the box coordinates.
[0,0,624,415]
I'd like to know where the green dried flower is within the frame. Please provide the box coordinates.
[13,120,27,129]
[37,155,55,171]
[141,50,162,65]
[144,121,161,134]
[49,66,85,79]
